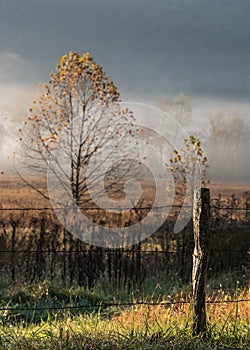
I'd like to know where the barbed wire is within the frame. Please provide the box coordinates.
[212,206,250,211]
[0,205,249,211]
[0,248,248,254]
[0,204,248,253]
[0,205,186,211]
[0,298,249,313]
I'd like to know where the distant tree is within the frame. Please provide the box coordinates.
[158,93,192,136]
[18,52,136,205]
[207,112,250,181]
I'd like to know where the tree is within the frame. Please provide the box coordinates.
[158,93,192,137]
[207,112,250,181]
[168,135,209,234]
[18,52,136,207]
[170,135,209,191]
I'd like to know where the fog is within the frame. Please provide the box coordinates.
[0,90,249,183]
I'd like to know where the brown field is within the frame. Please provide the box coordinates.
[1,174,249,206]
[0,175,249,228]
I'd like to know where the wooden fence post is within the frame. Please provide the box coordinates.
[192,187,210,336]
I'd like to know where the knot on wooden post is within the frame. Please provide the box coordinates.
[192,187,210,337]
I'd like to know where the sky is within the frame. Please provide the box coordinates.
[0,0,250,110]
[0,0,250,180]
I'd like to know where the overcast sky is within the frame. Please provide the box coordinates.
[1,0,250,124]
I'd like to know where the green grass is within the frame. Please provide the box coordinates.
[0,312,249,349]
[0,281,249,349]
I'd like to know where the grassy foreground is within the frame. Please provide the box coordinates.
[0,282,249,349]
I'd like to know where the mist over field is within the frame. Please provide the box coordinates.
[1,104,249,183]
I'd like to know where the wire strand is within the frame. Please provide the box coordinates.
[0,299,249,312]
[0,205,249,211]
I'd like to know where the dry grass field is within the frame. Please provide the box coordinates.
[0,175,249,349]
[1,174,249,220]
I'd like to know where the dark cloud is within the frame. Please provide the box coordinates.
[0,0,250,100]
